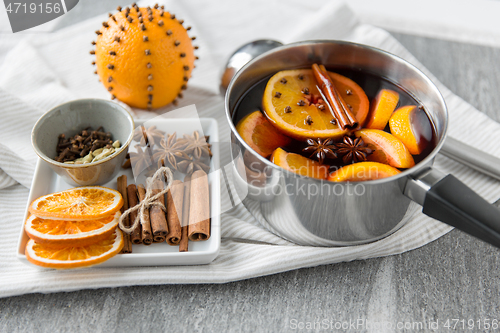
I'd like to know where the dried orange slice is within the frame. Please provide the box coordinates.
[328,162,401,182]
[271,147,328,179]
[25,228,123,269]
[262,69,369,140]
[355,129,415,168]
[29,186,123,221]
[364,89,399,129]
[25,212,120,247]
[389,105,433,155]
[236,110,292,158]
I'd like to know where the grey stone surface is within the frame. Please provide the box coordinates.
[2,2,500,333]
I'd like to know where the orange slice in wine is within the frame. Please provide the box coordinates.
[262,69,369,140]
[271,147,328,179]
[328,162,401,182]
[236,110,292,158]
[355,129,415,168]
[364,89,399,129]
[389,105,432,155]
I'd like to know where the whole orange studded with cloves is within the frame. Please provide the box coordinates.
[91,3,197,110]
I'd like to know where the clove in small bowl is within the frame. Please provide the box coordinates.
[31,99,134,186]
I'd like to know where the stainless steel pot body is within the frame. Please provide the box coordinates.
[225,41,448,246]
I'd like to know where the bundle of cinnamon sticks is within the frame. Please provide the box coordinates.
[118,169,211,254]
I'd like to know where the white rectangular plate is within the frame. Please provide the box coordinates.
[17,118,220,267]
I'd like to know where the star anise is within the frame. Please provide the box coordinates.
[133,125,165,147]
[152,132,189,170]
[177,131,212,160]
[336,136,373,164]
[128,145,154,176]
[303,138,337,164]
[177,155,210,175]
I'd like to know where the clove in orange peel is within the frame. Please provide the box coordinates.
[92,4,197,110]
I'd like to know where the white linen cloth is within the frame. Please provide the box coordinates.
[1,0,500,298]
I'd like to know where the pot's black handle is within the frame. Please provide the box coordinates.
[424,175,500,247]
[405,169,500,248]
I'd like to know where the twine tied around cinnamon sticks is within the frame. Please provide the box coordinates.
[118,167,173,234]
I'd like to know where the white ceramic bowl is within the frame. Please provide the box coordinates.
[31,99,134,186]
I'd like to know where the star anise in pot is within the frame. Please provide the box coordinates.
[302,138,337,164]
[152,132,189,170]
[177,131,212,160]
[128,145,154,177]
[336,136,373,164]
[133,125,165,147]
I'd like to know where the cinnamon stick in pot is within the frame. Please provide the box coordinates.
[188,170,210,241]
[166,180,183,245]
[179,174,191,252]
[117,175,132,253]
[127,184,142,244]
[137,184,153,245]
[312,63,358,130]
[149,180,168,243]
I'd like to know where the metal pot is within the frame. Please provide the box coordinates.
[224,40,500,247]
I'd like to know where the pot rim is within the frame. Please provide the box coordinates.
[224,39,449,185]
